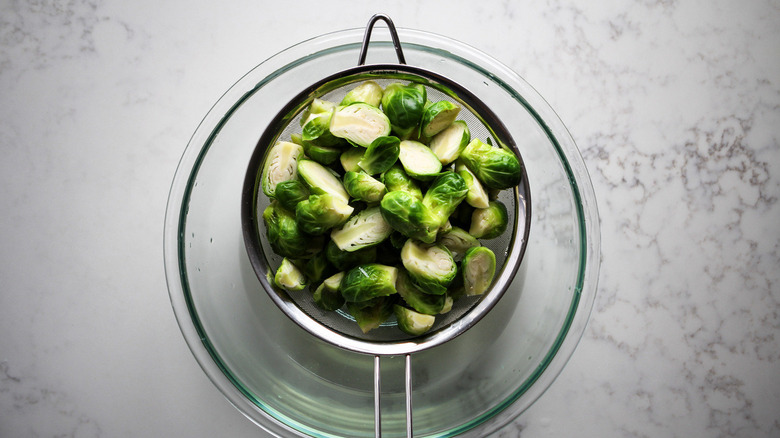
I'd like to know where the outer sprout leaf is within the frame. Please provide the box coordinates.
[340,264,398,303]
[358,136,400,175]
[379,191,438,244]
[459,139,523,189]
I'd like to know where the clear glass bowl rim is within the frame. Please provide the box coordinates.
[164,24,601,438]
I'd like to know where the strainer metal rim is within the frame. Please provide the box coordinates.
[240,62,531,357]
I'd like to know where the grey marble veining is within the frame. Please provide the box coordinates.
[1,0,778,437]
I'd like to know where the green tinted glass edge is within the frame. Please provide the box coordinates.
[177,40,589,438]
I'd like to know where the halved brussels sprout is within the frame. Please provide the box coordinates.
[461,246,496,296]
[437,226,481,261]
[295,194,354,235]
[421,172,468,227]
[274,180,310,211]
[340,264,398,303]
[429,120,470,165]
[459,139,523,189]
[420,101,460,138]
[381,82,427,134]
[398,140,442,181]
[330,206,393,252]
[341,80,383,107]
[379,190,438,244]
[440,295,454,314]
[396,269,446,315]
[329,103,391,147]
[343,171,386,203]
[325,239,377,271]
[381,164,422,200]
[274,257,307,291]
[394,305,435,336]
[400,239,457,295]
[313,271,345,311]
[456,162,490,208]
[339,147,364,173]
[358,136,400,175]
[300,98,336,126]
[469,201,509,239]
[262,141,304,197]
[302,110,343,147]
[263,203,321,259]
[346,296,396,333]
[297,159,349,203]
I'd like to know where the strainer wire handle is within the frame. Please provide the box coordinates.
[358,14,406,66]
[374,354,414,438]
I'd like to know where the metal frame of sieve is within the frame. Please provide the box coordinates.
[241,14,531,438]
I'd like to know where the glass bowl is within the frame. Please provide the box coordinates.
[164,24,600,438]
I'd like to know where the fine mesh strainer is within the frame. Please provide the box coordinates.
[241,14,531,437]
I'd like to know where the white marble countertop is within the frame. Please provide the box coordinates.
[1,1,778,437]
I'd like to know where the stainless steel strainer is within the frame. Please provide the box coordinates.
[241,14,531,437]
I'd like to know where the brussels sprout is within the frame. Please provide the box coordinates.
[295,194,354,235]
[330,206,394,252]
[273,180,310,211]
[420,101,460,138]
[302,110,343,147]
[343,171,386,203]
[459,139,523,189]
[300,251,331,285]
[297,159,349,203]
[300,98,336,126]
[340,264,398,303]
[400,239,457,295]
[325,239,377,271]
[437,226,481,262]
[274,257,307,291]
[303,141,343,165]
[346,296,396,333]
[381,83,427,134]
[341,80,383,107]
[330,103,391,147]
[394,305,435,336]
[469,201,509,239]
[358,136,400,175]
[429,121,470,166]
[461,246,496,296]
[456,162,490,209]
[381,164,422,200]
[312,271,345,311]
[262,141,304,197]
[263,203,321,259]
[380,190,438,244]
[440,295,454,314]
[421,171,468,227]
[339,147,364,173]
[398,140,442,181]
[396,269,446,315]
